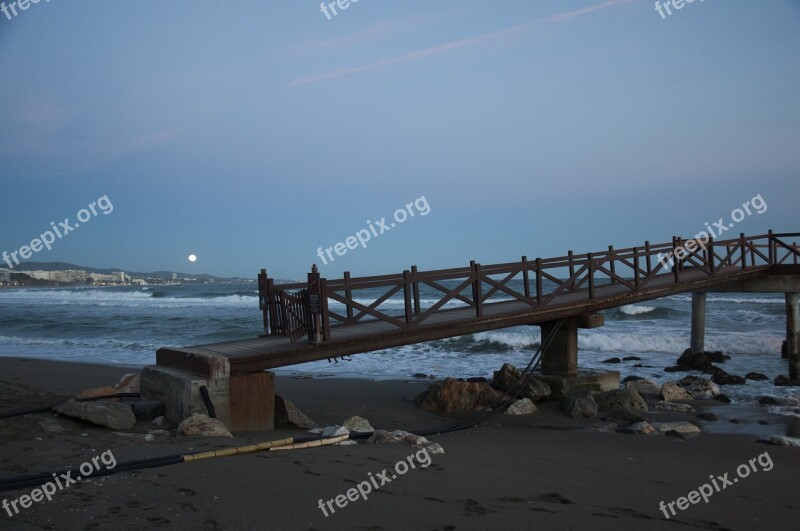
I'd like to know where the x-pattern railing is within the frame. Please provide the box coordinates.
[258,231,799,341]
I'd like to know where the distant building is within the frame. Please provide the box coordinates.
[172,272,178,281]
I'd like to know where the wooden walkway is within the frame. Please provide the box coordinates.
[158,231,800,376]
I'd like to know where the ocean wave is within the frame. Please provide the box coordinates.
[620,305,656,316]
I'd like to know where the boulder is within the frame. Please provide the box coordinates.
[322,425,350,437]
[275,396,319,429]
[622,376,644,383]
[114,374,141,393]
[54,400,137,430]
[711,369,746,386]
[366,430,440,451]
[491,364,551,402]
[774,375,800,387]
[505,398,536,416]
[624,379,660,397]
[131,400,165,421]
[714,394,732,403]
[658,421,700,434]
[678,376,721,399]
[367,430,404,445]
[342,416,374,433]
[675,349,730,372]
[38,417,67,433]
[177,413,233,438]
[696,412,717,421]
[77,373,140,399]
[417,377,503,412]
[622,356,642,362]
[655,401,694,413]
[758,396,781,406]
[602,357,622,364]
[746,372,769,381]
[593,389,648,413]
[607,406,650,424]
[769,435,800,447]
[560,393,598,418]
[660,382,693,401]
[618,421,654,435]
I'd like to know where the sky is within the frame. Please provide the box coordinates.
[1,0,798,280]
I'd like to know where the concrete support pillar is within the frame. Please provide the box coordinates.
[691,292,707,353]
[540,317,578,376]
[787,293,800,381]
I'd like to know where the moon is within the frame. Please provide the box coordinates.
[188,254,197,262]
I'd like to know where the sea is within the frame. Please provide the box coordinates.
[1,281,798,419]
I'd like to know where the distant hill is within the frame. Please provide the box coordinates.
[14,261,248,281]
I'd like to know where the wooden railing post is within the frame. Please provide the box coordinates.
[411,265,420,314]
[308,265,322,343]
[535,258,543,307]
[588,253,595,300]
[644,241,652,275]
[258,268,270,335]
[521,256,530,299]
[608,245,616,284]
[471,261,483,318]
[768,230,775,265]
[403,270,413,327]
[568,250,576,290]
[633,247,640,291]
[320,278,331,340]
[708,237,715,274]
[343,271,354,323]
[673,236,680,282]
[740,233,747,270]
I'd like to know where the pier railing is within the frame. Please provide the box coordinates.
[258,231,800,343]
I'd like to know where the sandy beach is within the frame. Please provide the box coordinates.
[0,357,799,530]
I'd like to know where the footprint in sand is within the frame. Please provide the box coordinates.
[177,487,197,496]
[536,492,575,505]
[463,498,497,516]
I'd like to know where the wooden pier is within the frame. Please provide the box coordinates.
[144,231,800,430]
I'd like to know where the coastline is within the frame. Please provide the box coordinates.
[1,356,799,530]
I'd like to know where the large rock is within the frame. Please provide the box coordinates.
[658,421,700,434]
[491,364,551,402]
[275,396,319,429]
[711,368,746,386]
[678,376,721,399]
[769,435,800,447]
[77,373,141,399]
[560,392,598,418]
[178,413,233,438]
[593,389,648,413]
[132,400,165,421]
[342,416,374,433]
[673,349,730,373]
[655,401,694,413]
[660,382,692,401]
[505,398,536,415]
[54,400,137,430]
[366,430,442,452]
[618,421,655,435]
[417,378,503,412]
[624,379,660,397]
[746,372,769,381]
[607,406,650,424]
[322,425,350,437]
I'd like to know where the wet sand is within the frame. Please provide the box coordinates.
[1,357,799,530]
